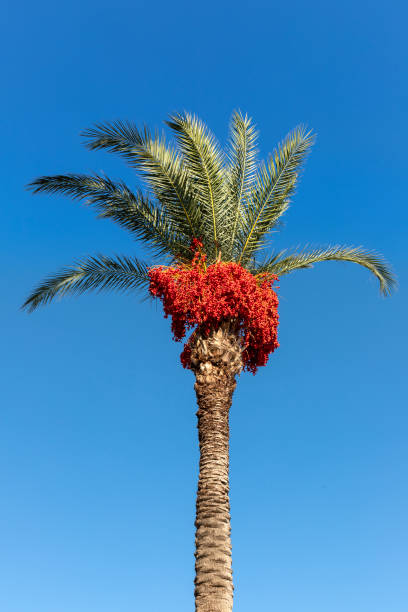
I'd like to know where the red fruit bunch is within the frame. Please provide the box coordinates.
[148,241,279,374]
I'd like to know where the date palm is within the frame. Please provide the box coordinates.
[23,112,395,612]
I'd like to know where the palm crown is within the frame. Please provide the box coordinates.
[23,111,395,311]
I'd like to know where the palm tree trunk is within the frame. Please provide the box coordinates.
[190,323,242,612]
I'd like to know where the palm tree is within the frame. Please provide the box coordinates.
[23,112,395,612]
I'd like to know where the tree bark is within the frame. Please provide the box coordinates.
[190,323,242,612]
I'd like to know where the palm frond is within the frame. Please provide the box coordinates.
[81,120,144,157]
[225,111,258,258]
[25,112,395,317]
[22,254,150,312]
[28,174,189,260]
[236,126,315,264]
[253,245,396,296]
[165,112,228,259]
[82,121,201,241]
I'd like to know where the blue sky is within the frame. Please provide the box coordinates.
[2,1,407,611]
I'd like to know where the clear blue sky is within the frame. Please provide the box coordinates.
[2,1,407,611]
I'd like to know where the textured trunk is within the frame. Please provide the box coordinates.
[190,322,242,612]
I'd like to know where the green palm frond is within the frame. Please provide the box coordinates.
[82,121,201,240]
[225,110,258,259]
[25,111,395,316]
[165,112,228,258]
[22,254,150,312]
[28,174,189,260]
[81,120,144,157]
[81,121,146,155]
[253,245,396,296]
[236,126,315,264]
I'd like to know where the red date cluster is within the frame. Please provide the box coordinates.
[148,244,279,374]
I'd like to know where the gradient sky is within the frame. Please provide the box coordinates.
[2,1,407,611]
